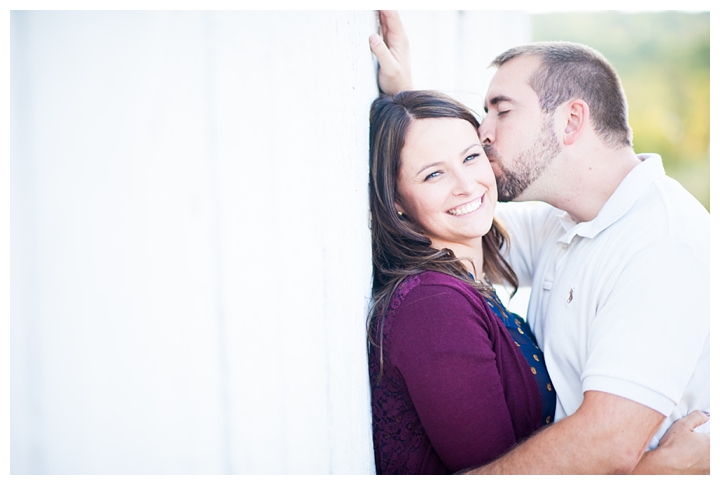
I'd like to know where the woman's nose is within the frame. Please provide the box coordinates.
[452,170,476,195]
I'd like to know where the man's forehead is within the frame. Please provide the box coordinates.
[484,57,541,106]
[489,55,540,87]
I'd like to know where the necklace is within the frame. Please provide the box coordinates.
[468,271,492,287]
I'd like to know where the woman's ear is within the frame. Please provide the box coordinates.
[562,99,589,146]
[394,199,406,217]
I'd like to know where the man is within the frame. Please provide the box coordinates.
[369,11,709,474]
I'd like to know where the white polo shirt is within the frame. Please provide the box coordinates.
[496,154,709,449]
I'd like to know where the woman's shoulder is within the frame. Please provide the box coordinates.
[414,270,471,288]
[383,272,500,360]
[387,271,486,320]
[401,270,476,292]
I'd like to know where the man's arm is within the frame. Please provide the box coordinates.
[368,10,412,94]
[465,391,664,474]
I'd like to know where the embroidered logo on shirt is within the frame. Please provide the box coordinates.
[567,288,574,304]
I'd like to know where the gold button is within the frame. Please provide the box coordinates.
[518,328,524,335]
[533,354,540,362]
[547,383,553,391]
[531,367,537,374]
[546,416,551,424]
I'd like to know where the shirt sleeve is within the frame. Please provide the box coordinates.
[582,238,710,415]
[387,283,519,472]
[495,201,557,288]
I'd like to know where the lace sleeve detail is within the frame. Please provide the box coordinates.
[386,275,421,318]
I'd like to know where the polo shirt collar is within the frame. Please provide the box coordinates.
[556,153,665,243]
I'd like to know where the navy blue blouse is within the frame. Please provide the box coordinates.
[483,286,556,426]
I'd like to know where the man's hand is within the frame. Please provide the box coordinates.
[633,410,710,474]
[368,10,412,95]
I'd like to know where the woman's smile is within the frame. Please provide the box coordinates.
[447,195,484,216]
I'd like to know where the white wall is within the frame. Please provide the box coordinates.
[400,10,531,118]
[10,10,530,474]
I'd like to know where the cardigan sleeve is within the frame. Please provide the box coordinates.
[387,282,519,472]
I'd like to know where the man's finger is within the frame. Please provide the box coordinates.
[378,10,408,48]
[680,410,710,430]
[369,33,397,70]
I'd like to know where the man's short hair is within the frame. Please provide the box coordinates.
[491,42,633,149]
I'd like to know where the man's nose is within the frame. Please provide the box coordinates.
[478,120,494,146]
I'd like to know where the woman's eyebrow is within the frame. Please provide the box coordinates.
[415,161,442,177]
[414,143,482,176]
[461,143,483,155]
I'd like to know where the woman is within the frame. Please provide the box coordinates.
[368,91,555,474]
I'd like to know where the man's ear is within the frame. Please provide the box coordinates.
[562,99,589,146]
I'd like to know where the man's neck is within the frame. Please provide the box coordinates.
[537,146,640,223]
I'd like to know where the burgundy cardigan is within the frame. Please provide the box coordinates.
[369,271,543,474]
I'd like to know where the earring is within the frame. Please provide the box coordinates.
[397,211,403,216]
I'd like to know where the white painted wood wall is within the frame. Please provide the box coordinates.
[10,10,530,474]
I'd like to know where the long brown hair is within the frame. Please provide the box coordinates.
[368,90,518,369]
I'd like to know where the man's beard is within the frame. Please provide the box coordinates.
[486,117,561,202]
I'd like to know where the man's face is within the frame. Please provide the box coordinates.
[480,55,561,202]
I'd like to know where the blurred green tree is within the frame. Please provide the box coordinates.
[532,11,709,210]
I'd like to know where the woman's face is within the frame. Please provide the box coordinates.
[395,117,497,254]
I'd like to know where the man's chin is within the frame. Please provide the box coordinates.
[497,179,529,202]
[496,186,519,203]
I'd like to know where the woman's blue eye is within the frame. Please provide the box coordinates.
[424,171,441,181]
[465,154,479,163]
